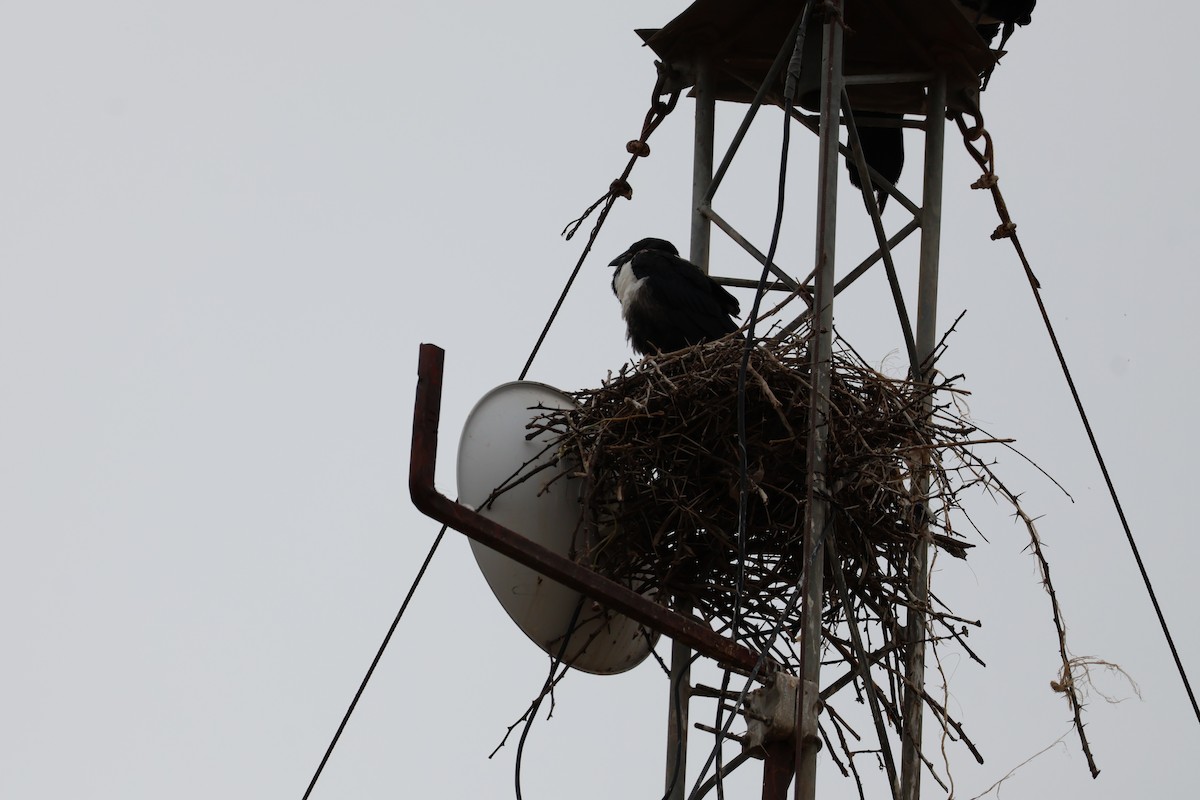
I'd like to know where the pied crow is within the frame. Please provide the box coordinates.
[608,238,740,356]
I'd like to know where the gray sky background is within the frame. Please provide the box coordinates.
[2,2,1197,798]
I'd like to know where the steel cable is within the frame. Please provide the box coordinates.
[300,524,448,799]
[954,113,1200,728]
[521,76,681,381]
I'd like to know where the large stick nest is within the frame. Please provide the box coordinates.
[522,328,1103,784]
[537,329,986,668]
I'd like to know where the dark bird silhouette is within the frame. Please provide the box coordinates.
[845,112,905,214]
[958,1,1036,86]
[957,1,1036,45]
[846,1,1036,206]
[608,238,740,356]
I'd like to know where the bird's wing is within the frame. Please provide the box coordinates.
[630,250,741,341]
[662,252,740,318]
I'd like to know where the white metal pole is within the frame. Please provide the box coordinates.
[900,70,947,800]
[664,58,716,800]
[795,9,843,800]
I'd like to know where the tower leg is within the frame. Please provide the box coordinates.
[900,71,947,800]
[795,9,843,800]
[663,57,716,800]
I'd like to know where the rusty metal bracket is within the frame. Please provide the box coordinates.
[408,343,777,677]
[744,672,800,750]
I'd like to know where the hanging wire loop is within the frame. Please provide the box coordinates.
[561,65,681,240]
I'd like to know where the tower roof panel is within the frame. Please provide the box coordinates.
[638,0,997,113]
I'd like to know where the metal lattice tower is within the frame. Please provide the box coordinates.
[410,3,1002,799]
[636,2,992,798]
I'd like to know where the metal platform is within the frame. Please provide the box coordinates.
[638,0,995,113]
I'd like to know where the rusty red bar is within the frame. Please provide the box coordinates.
[761,741,797,800]
[408,343,772,676]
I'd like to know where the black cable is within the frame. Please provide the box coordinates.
[301,524,448,800]
[1012,234,1200,726]
[519,222,608,381]
[305,170,647,792]
[523,78,681,381]
[735,5,811,618]
[711,6,812,797]
[703,11,809,208]
[956,111,1199,726]
[685,514,836,800]
[686,4,816,796]
[631,632,689,800]
[514,597,586,800]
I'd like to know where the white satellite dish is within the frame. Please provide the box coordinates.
[457,381,657,675]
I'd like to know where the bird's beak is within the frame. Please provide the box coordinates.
[608,249,632,267]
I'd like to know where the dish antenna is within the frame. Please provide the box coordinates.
[456,381,658,674]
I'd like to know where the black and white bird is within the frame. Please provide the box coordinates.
[608,238,740,356]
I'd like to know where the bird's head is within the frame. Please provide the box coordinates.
[608,237,679,267]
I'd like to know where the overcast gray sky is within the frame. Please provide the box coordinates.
[2,2,1197,798]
